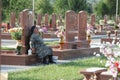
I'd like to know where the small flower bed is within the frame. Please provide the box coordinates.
[99,20,105,25]
[38,26,48,33]
[107,20,115,26]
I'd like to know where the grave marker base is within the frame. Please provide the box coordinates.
[53,47,100,60]
[1,51,38,65]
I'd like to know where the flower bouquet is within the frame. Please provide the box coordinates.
[99,20,105,26]
[107,20,115,26]
[100,41,120,78]
[8,27,23,55]
[87,24,94,44]
[8,27,22,40]
[55,26,65,43]
[55,26,65,50]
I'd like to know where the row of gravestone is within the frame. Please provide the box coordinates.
[104,15,120,25]
[7,9,118,53]
[9,10,120,33]
[17,9,61,55]
[10,10,63,30]
[10,10,96,30]
[64,10,90,49]
[9,9,97,54]
[7,9,120,53]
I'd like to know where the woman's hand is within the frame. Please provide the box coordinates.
[31,48,35,54]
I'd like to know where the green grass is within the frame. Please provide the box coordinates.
[1,41,59,50]
[45,41,59,46]
[1,47,15,50]
[8,57,106,80]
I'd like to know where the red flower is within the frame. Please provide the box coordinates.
[114,61,119,67]
[114,61,120,72]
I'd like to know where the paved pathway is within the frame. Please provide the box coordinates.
[0,60,71,73]
[1,35,106,48]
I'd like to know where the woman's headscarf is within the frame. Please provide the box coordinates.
[30,26,36,34]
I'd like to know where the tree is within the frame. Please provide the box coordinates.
[94,0,120,18]
[2,0,10,21]
[53,0,89,15]
[104,0,120,17]
[94,1,109,17]
[87,0,101,13]
[68,0,87,12]
[1,0,32,21]
[0,0,1,21]
[35,0,53,15]
[9,0,32,18]
[53,0,68,15]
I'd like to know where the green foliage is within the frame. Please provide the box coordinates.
[1,47,15,50]
[104,0,117,16]
[11,31,22,40]
[1,0,32,21]
[94,0,120,18]
[1,0,101,21]
[107,20,115,25]
[9,0,32,12]
[68,0,89,13]
[3,0,118,21]
[35,0,53,15]
[53,0,89,15]
[53,0,68,15]
[114,25,119,29]
[44,41,59,46]
[94,1,109,17]
[9,27,22,40]
[8,57,106,80]
[0,0,1,21]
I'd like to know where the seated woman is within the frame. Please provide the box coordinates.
[30,26,55,64]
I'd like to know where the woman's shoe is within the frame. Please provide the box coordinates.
[43,56,49,64]
[43,61,49,65]
[48,55,56,64]
[49,61,56,64]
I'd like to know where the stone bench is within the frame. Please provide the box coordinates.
[80,67,107,80]
[100,71,120,80]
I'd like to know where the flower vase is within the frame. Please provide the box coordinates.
[59,43,64,50]
[106,31,111,38]
[59,36,64,43]
[16,40,22,55]
[87,34,91,44]
[114,30,118,38]
[59,36,64,50]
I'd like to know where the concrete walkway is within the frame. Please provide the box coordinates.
[1,35,105,48]
[0,60,71,73]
